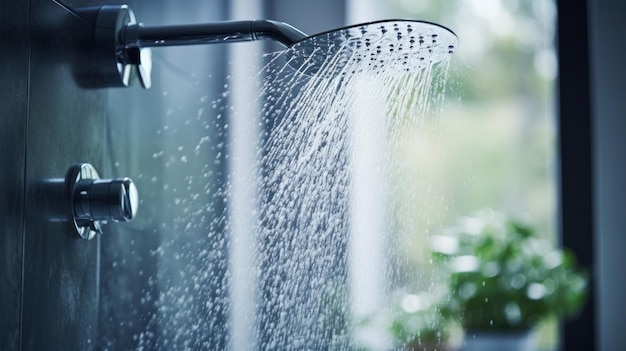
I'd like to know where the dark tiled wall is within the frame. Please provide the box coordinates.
[1,0,119,349]
[0,0,29,349]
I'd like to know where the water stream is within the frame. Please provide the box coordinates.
[255,33,452,349]
[130,20,456,350]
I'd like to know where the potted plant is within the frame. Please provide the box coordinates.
[430,209,588,351]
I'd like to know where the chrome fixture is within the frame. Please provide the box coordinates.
[84,5,458,88]
[68,163,138,239]
[87,5,307,88]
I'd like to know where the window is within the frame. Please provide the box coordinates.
[346,0,560,349]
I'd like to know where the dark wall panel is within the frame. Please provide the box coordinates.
[0,0,29,349]
[21,0,104,349]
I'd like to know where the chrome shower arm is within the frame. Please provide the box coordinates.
[85,5,307,89]
[125,20,307,48]
[251,20,308,46]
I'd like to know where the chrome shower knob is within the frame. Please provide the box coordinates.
[73,177,138,222]
[67,163,139,239]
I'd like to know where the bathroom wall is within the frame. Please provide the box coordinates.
[0,0,29,348]
[1,0,105,349]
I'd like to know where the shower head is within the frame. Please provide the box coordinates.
[86,5,457,88]
[284,20,458,76]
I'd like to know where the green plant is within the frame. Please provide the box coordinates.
[431,209,588,332]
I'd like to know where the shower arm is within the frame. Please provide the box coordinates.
[124,20,307,48]
[90,5,307,89]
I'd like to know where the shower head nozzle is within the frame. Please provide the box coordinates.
[284,20,459,76]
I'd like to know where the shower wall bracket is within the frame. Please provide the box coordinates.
[89,5,152,88]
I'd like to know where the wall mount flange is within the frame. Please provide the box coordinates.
[89,5,152,88]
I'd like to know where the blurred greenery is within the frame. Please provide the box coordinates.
[382,0,562,348]
[387,0,558,287]
[431,209,588,331]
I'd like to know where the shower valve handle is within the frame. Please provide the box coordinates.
[73,177,139,223]
[67,163,139,240]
